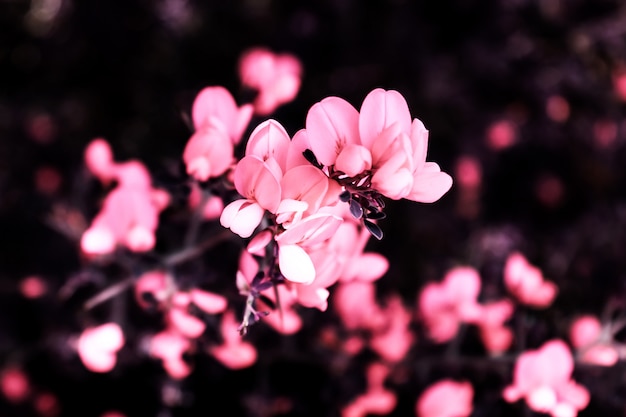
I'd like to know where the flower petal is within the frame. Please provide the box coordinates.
[278,244,315,284]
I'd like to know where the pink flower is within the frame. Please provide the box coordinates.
[80,141,168,255]
[274,212,343,284]
[333,281,385,332]
[191,86,253,144]
[184,86,253,181]
[0,367,30,403]
[416,380,473,417]
[209,310,257,369]
[342,362,397,417]
[76,323,124,373]
[504,252,558,308]
[149,329,192,379]
[80,186,160,255]
[84,138,116,183]
[134,270,169,309]
[220,155,282,238]
[238,48,302,115]
[417,267,483,343]
[569,315,618,366]
[475,300,515,355]
[305,88,452,203]
[369,295,414,363]
[183,123,235,181]
[503,340,590,417]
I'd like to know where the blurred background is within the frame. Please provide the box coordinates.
[2,0,626,416]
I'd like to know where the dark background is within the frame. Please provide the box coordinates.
[2,0,626,416]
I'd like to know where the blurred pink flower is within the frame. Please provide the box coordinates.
[569,315,618,366]
[475,299,515,355]
[238,47,302,115]
[342,362,397,417]
[209,310,257,369]
[81,140,169,256]
[485,119,517,150]
[20,275,47,299]
[184,86,253,181]
[503,340,590,417]
[191,86,253,144]
[504,252,558,308]
[0,367,30,403]
[369,295,414,363]
[149,329,192,379]
[416,379,473,417]
[77,323,124,373]
[418,267,483,343]
[332,281,385,332]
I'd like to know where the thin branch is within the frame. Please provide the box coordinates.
[164,229,235,266]
[83,276,134,311]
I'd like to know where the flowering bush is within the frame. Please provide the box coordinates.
[4,2,626,416]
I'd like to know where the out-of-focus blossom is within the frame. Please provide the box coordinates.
[369,295,414,363]
[209,310,257,369]
[333,281,385,332]
[504,252,558,308]
[81,139,169,256]
[416,379,473,417]
[569,315,618,366]
[20,275,47,299]
[76,323,125,373]
[134,270,170,310]
[503,339,590,417]
[475,300,515,355]
[184,86,253,181]
[593,119,618,149]
[34,166,62,195]
[418,267,483,343]
[613,69,626,102]
[546,95,570,123]
[149,329,192,380]
[238,47,302,115]
[34,392,60,417]
[342,362,397,417]
[0,367,30,403]
[485,119,517,150]
[188,183,224,220]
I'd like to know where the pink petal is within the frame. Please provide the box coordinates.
[210,343,257,370]
[305,97,360,166]
[125,225,155,252]
[275,213,343,247]
[342,253,389,282]
[84,138,115,182]
[416,380,474,417]
[233,155,282,212]
[81,227,116,255]
[77,323,124,373]
[335,144,372,177]
[220,200,265,238]
[190,289,227,314]
[245,119,291,169]
[359,88,412,149]
[1,368,30,403]
[407,163,453,203]
[246,229,273,256]
[168,308,206,339]
[569,315,602,349]
[278,244,315,284]
[280,165,330,214]
[191,86,237,133]
[286,129,311,170]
